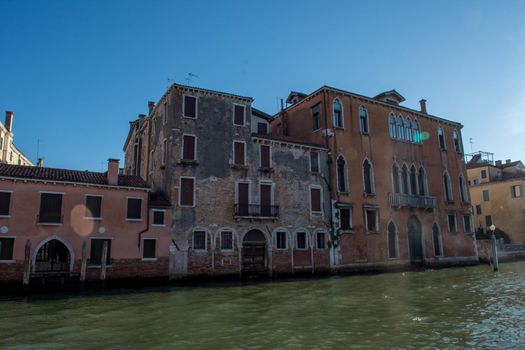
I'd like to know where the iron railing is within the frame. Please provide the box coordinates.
[389,193,437,209]
[234,204,279,218]
[36,214,64,224]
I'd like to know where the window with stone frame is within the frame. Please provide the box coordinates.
[233,104,245,126]
[296,231,308,249]
[0,237,14,261]
[364,207,379,233]
[316,232,326,249]
[143,239,156,259]
[183,95,197,118]
[276,231,287,249]
[0,191,11,216]
[312,104,321,131]
[182,134,196,161]
[339,207,352,230]
[447,213,457,233]
[193,231,206,251]
[220,231,233,251]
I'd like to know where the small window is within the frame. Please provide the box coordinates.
[463,215,473,233]
[0,192,11,216]
[432,224,442,257]
[182,135,196,161]
[193,231,206,251]
[85,195,102,218]
[511,185,522,198]
[444,172,453,202]
[180,177,195,207]
[481,170,487,179]
[163,101,168,125]
[296,231,307,249]
[162,139,168,166]
[476,205,482,215]
[459,176,468,203]
[413,119,421,143]
[448,213,457,233]
[405,118,413,142]
[0,237,14,260]
[310,151,319,173]
[220,231,233,250]
[482,190,490,202]
[438,127,446,150]
[310,187,322,213]
[89,239,111,265]
[485,215,493,228]
[153,210,165,226]
[392,164,401,194]
[365,208,378,232]
[337,156,348,193]
[389,113,396,138]
[233,141,246,166]
[257,122,268,134]
[339,208,352,230]
[388,222,398,259]
[38,193,63,223]
[316,232,326,249]
[260,144,270,168]
[276,231,287,249]
[453,130,461,153]
[359,106,369,134]
[333,99,343,128]
[127,198,142,220]
[183,95,197,118]
[363,160,375,195]
[312,104,321,131]
[233,104,245,126]
[143,239,156,259]
[397,116,404,140]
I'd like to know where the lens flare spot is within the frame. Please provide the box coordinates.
[420,131,430,141]
[70,205,94,237]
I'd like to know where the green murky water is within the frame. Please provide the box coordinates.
[1,262,525,349]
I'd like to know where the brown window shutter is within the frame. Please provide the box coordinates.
[234,142,245,165]
[238,183,249,216]
[184,96,196,118]
[183,135,195,160]
[234,105,245,125]
[310,151,319,173]
[260,184,272,206]
[181,178,194,206]
[260,145,270,168]
[311,188,321,212]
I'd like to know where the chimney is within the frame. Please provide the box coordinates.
[506,159,511,164]
[419,99,427,114]
[37,158,44,167]
[495,160,502,167]
[107,159,119,185]
[148,101,155,115]
[5,111,14,132]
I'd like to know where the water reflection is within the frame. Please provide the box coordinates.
[1,262,525,349]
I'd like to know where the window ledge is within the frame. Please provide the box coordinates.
[0,215,11,219]
[183,115,197,120]
[333,127,345,130]
[142,258,157,262]
[233,123,245,127]
[37,222,63,226]
[338,191,350,195]
[387,257,400,261]
[220,249,235,253]
[84,217,103,221]
[366,231,380,235]
[152,224,166,227]
[364,193,376,197]
[338,229,354,234]
[275,248,288,251]
[310,212,323,216]
[360,132,370,136]
[258,167,273,173]
[0,260,16,264]
[231,164,248,170]
[178,160,199,166]
[88,265,113,269]
[192,250,208,253]
[126,218,143,222]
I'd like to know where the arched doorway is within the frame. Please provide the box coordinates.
[407,216,424,264]
[34,239,72,272]
[242,229,267,272]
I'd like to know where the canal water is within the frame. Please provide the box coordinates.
[1,262,525,349]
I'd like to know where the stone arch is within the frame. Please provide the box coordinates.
[407,215,424,263]
[214,227,239,251]
[387,220,399,259]
[32,235,75,273]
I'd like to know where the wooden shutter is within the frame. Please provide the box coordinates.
[183,135,195,160]
[180,178,195,206]
[310,151,319,173]
[234,142,245,165]
[260,183,272,216]
[257,122,268,135]
[86,196,102,218]
[260,145,270,168]
[0,192,11,216]
[238,183,249,215]
[127,198,142,219]
[143,239,156,259]
[310,188,321,212]
[39,193,62,222]
[184,96,196,118]
[234,105,245,125]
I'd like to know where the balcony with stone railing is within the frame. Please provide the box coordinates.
[389,193,437,209]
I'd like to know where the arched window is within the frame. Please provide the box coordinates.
[333,99,343,128]
[410,165,418,195]
[453,130,461,153]
[443,171,453,202]
[363,159,375,194]
[432,223,443,257]
[438,127,446,150]
[418,167,427,195]
[337,156,348,193]
[392,163,401,194]
[359,106,369,134]
[402,165,409,195]
[389,113,396,138]
[459,175,469,203]
[397,116,404,140]
[405,118,413,142]
[413,119,421,143]
[388,221,398,259]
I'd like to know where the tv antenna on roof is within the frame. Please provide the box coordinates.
[185,72,198,83]
[469,137,474,153]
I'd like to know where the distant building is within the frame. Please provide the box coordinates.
[466,151,525,243]
[0,111,33,166]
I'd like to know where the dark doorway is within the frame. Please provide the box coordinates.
[407,216,424,264]
[35,239,71,272]
[242,230,266,272]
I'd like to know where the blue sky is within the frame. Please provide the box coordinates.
[1,0,524,171]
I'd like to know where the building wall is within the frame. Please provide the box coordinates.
[0,113,33,166]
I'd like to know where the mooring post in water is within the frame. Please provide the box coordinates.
[80,240,87,288]
[490,224,498,272]
[23,240,31,286]
[100,241,108,284]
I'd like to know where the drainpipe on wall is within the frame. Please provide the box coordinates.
[137,195,151,249]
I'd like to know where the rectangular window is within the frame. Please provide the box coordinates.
[485,215,493,228]
[0,238,14,260]
[310,187,322,213]
[312,104,321,131]
[463,215,473,233]
[85,195,102,218]
[257,122,268,135]
[482,190,490,202]
[180,177,195,207]
[448,213,457,233]
[237,182,249,216]
[38,193,63,223]
[127,198,142,220]
[476,205,482,215]
[89,239,111,265]
[182,134,196,161]
[310,151,319,173]
[296,231,307,249]
[183,95,197,118]
[143,239,156,259]
[260,145,270,168]
[276,231,287,249]
[163,101,168,125]
[511,185,522,198]
[365,208,378,232]
[0,192,11,216]
[340,208,352,230]
[316,232,326,249]
[481,170,487,179]
[162,139,168,166]
[220,231,233,250]
[153,210,165,226]
[260,183,272,216]
[233,104,245,126]
[193,231,206,251]
[234,141,245,166]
